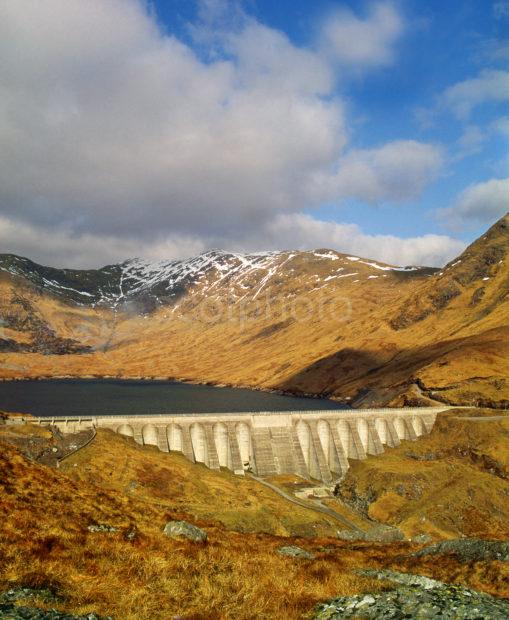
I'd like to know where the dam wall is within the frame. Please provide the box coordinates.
[33,407,447,483]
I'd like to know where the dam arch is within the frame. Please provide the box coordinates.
[394,418,406,440]
[357,419,369,451]
[317,419,332,466]
[167,424,183,453]
[214,422,229,468]
[117,424,134,438]
[142,423,158,446]
[190,423,208,463]
[375,418,388,444]
[336,419,351,457]
[412,417,426,437]
[296,420,312,468]
[236,422,253,468]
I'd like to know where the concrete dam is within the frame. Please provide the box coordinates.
[37,407,448,483]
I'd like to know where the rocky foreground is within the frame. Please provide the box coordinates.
[3,566,509,620]
[1,423,509,618]
[0,588,109,620]
[315,570,509,619]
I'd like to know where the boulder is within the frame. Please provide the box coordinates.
[411,538,509,562]
[336,525,404,543]
[87,524,118,533]
[315,569,509,619]
[412,533,433,544]
[163,521,207,543]
[277,545,314,560]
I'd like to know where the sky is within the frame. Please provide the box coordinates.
[0,0,507,268]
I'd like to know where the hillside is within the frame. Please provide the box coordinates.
[336,408,509,540]
[1,419,509,619]
[0,213,508,407]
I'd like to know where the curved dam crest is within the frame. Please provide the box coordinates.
[37,407,448,483]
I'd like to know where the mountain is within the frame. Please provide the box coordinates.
[0,249,427,311]
[0,214,508,408]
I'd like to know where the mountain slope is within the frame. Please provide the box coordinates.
[0,214,508,407]
[2,423,508,619]
[0,249,428,311]
[391,214,509,332]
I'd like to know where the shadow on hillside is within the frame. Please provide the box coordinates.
[279,347,391,397]
[279,326,509,401]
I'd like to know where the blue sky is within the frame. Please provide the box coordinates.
[152,0,508,242]
[0,0,507,267]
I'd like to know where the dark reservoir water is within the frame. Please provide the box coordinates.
[0,379,348,417]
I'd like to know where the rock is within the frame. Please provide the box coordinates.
[406,451,440,461]
[314,569,509,619]
[358,568,444,590]
[336,525,404,543]
[277,545,315,560]
[411,538,509,562]
[364,525,405,543]
[87,524,118,533]
[0,587,60,604]
[0,596,111,620]
[163,520,207,543]
[412,533,433,544]
[336,530,365,541]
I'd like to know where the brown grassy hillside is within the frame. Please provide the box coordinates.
[336,408,509,540]
[1,214,508,407]
[1,422,509,619]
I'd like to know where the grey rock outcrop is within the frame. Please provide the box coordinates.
[412,533,433,544]
[0,590,111,620]
[314,569,509,619]
[0,607,110,619]
[277,545,315,560]
[163,520,207,543]
[336,524,404,543]
[411,538,509,563]
[87,524,118,533]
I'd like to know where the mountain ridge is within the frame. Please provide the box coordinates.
[0,213,508,408]
[0,248,429,310]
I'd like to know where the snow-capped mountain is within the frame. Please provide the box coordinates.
[0,249,427,312]
[1,215,508,409]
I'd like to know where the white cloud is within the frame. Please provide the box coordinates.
[316,140,444,204]
[0,0,344,239]
[0,215,206,269]
[0,212,464,269]
[454,125,488,160]
[321,2,404,68]
[250,214,465,267]
[491,116,509,136]
[439,177,509,229]
[451,117,509,161]
[443,69,509,118]
[0,0,442,267]
[490,41,509,62]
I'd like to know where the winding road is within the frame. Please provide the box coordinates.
[247,474,364,532]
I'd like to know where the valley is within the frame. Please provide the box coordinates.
[1,214,508,409]
[1,216,507,617]
[1,406,508,618]
[2,3,507,617]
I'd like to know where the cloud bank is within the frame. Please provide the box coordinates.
[321,2,404,68]
[443,69,509,118]
[439,177,509,230]
[0,0,461,267]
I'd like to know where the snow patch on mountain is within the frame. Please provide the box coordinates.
[0,248,426,312]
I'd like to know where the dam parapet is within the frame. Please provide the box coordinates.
[30,407,447,483]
